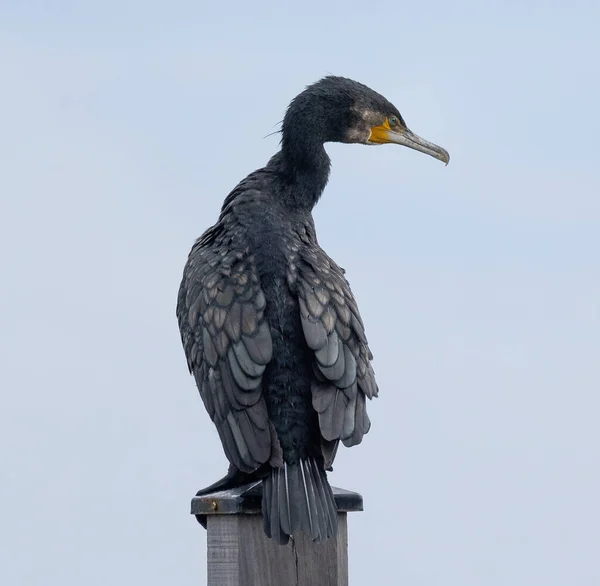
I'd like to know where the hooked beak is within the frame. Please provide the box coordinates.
[387,128,450,165]
[369,122,450,165]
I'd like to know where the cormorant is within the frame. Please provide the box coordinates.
[176,76,449,545]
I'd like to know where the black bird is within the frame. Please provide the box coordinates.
[177,76,449,545]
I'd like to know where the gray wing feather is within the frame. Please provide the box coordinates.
[296,247,378,456]
[177,235,281,473]
[314,332,340,368]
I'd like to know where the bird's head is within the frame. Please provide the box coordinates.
[282,76,449,165]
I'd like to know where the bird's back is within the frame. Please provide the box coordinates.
[178,167,377,543]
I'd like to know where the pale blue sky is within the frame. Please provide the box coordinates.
[1,1,599,584]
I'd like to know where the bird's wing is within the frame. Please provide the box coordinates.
[177,236,282,473]
[296,246,378,460]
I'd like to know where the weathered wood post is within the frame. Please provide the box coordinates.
[191,483,363,586]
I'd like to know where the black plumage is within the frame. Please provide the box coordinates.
[177,76,449,545]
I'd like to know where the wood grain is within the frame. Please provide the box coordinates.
[207,513,349,586]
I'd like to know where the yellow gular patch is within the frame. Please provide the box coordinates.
[368,118,393,144]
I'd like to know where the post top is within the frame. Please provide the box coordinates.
[191,482,363,518]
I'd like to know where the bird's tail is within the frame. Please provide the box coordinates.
[262,458,338,545]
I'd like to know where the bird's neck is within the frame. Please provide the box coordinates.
[268,142,331,210]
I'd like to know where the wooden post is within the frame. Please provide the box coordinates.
[191,483,363,586]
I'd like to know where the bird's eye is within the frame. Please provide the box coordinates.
[389,116,399,126]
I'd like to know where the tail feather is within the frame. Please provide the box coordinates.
[307,457,337,538]
[278,466,291,535]
[299,460,316,537]
[268,468,288,544]
[263,458,337,545]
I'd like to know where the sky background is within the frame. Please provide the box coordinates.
[1,1,599,584]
